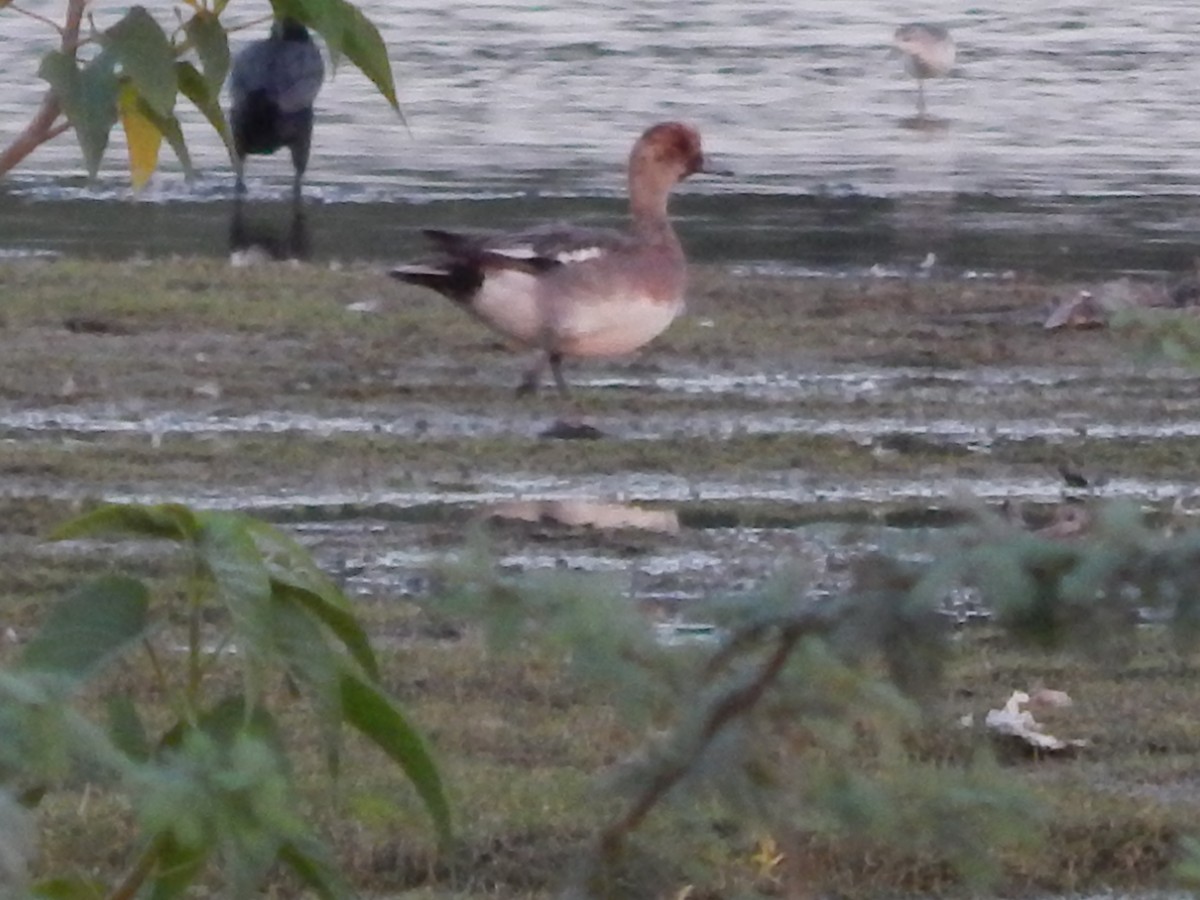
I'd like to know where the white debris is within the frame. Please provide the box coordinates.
[985,690,1087,753]
[229,246,272,268]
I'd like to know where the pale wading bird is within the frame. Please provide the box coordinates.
[391,122,723,427]
[893,23,956,116]
[228,17,325,201]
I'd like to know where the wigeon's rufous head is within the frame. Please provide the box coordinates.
[630,122,708,182]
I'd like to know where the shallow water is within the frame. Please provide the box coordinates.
[3,1,1200,273]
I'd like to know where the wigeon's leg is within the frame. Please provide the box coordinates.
[548,352,571,399]
[917,79,926,116]
[516,352,547,397]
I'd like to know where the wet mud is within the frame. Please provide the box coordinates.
[0,259,1197,632]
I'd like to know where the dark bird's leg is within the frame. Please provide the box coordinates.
[229,191,248,252]
[234,155,248,195]
[289,110,315,205]
[917,79,927,116]
[287,204,311,260]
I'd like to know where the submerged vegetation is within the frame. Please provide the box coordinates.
[2,258,1200,897]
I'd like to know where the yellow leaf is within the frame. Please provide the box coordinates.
[118,83,162,190]
[749,834,785,879]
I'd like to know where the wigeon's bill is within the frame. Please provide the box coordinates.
[391,122,716,399]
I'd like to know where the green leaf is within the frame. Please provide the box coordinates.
[158,696,287,762]
[339,2,399,111]
[52,502,200,543]
[340,671,450,844]
[184,10,230,92]
[146,835,209,900]
[243,518,349,610]
[107,694,150,762]
[269,595,343,774]
[177,61,233,155]
[103,6,177,118]
[31,876,106,900]
[278,837,355,900]
[273,580,380,682]
[195,513,274,698]
[19,575,149,682]
[38,50,119,178]
[276,0,399,111]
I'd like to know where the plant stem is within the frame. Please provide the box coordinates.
[8,4,65,33]
[597,620,809,860]
[106,835,164,900]
[0,0,85,177]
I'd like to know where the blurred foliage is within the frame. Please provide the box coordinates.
[0,503,446,900]
[438,500,1200,896]
[2,0,397,187]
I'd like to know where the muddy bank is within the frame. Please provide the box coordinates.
[0,258,1196,622]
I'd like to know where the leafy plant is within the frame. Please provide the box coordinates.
[0,0,398,187]
[438,499,1200,897]
[0,502,447,900]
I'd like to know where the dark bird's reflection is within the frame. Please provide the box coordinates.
[228,196,312,262]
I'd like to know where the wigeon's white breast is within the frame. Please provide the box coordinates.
[470,269,544,346]
[552,291,684,358]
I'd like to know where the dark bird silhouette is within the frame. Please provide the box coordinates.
[228,17,325,201]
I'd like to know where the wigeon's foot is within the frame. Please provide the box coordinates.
[538,419,604,441]
[517,352,571,399]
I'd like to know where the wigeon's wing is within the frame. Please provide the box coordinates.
[423,223,633,270]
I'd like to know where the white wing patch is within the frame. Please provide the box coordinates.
[490,245,607,265]
[391,264,449,277]
[554,246,606,264]
[490,245,538,260]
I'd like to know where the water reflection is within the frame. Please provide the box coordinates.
[897,114,951,133]
[228,196,311,262]
[484,499,681,535]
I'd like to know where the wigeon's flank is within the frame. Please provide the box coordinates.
[893,23,955,116]
[390,122,719,398]
[229,18,325,201]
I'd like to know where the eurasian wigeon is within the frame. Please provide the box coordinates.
[390,121,720,398]
[893,23,955,116]
[229,17,325,201]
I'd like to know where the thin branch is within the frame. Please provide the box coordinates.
[0,93,64,176]
[596,617,813,861]
[0,0,87,178]
[8,3,64,33]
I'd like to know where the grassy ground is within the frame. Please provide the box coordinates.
[2,258,1200,897]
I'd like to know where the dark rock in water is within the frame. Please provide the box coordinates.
[1057,461,1091,488]
[538,419,605,440]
